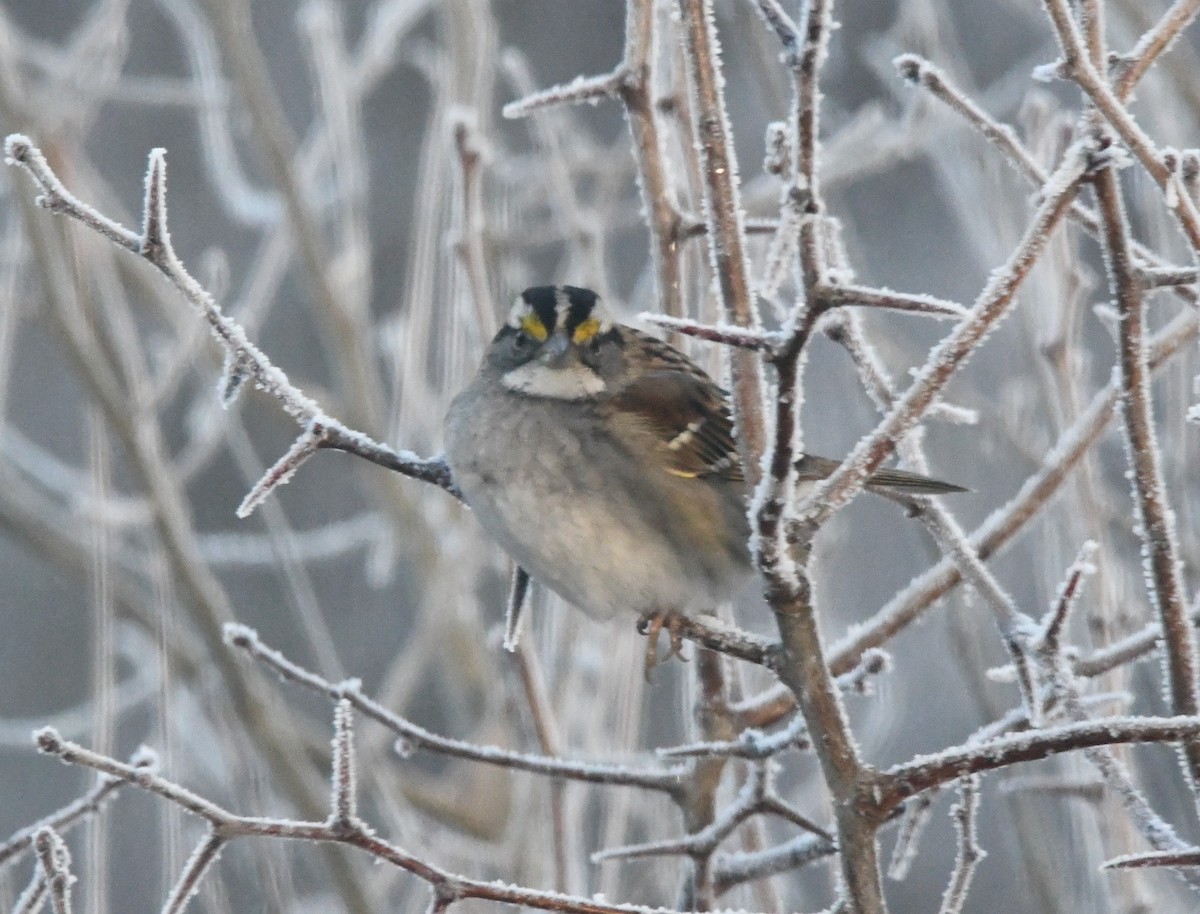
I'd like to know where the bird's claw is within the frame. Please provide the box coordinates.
[637,610,689,682]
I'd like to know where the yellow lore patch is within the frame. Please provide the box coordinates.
[520,313,549,342]
[572,317,602,344]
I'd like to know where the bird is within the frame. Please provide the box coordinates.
[443,285,965,673]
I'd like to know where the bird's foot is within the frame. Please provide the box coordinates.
[637,610,689,682]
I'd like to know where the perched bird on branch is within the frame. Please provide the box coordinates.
[445,285,964,672]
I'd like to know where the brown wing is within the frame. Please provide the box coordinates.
[609,369,743,482]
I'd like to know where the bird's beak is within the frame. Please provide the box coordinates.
[539,330,573,367]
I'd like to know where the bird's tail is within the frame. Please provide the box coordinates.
[793,454,968,495]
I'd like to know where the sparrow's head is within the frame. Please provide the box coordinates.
[486,285,624,399]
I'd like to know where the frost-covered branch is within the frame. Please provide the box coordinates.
[2,135,457,507]
[817,283,969,319]
[31,727,675,914]
[894,53,1198,308]
[503,0,686,319]
[744,1,892,910]
[1092,135,1200,795]
[676,0,767,467]
[0,768,136,871]
[936,777,984,914]
[593,763,831,864]
[224,624,686,793]
[1112,0,1200,96]
[1041,0,1200,253]
[638,314,775,352]
[880,716,1200,808]
[796,141,1087,530]
[33,828,74,914]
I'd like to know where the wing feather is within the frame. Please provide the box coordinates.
[607,364,743,482]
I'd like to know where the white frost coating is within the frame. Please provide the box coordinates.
[329,698,358,823]
[864,286,970,320]
[502,69,622,120]
[1164,174,1181,210]
[222,621,258,647]
[676,0,758,338]
[236,421,328,519]
[637,312,773,350]
[796,142,1089,529]
[7,135,444,515]
[1031,60,1064,83]
[128,745,161,771]
[6,135,138,248]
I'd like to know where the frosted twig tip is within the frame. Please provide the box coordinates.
[4,133,33,163]
[893,54,924,82]
[223,622,258,649]
[141,148,169,256]
[129,745,161,771]
[33,828,55,854]
[34,727,64,755]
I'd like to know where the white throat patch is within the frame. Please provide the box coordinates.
[502,362,605,400]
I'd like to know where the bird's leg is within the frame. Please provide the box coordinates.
[636,610,690,681]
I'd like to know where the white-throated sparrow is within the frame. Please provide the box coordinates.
[444,286,964,661]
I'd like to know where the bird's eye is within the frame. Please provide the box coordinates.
[586,336,603,356]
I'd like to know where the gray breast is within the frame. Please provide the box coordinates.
[444,381,752,619]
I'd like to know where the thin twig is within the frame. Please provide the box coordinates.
[676,0,766,471]
[1092,139,1200,795]
[33,829,74,914]
[2,135,457,503]
[1041,0,1200,253]
[32,727,679,914]
[817,283,969,319]
[936,777,984,914]
[796,141,1088,529]
[224,624,686,793]
[880,716,1200,810]
[0,773,133,871]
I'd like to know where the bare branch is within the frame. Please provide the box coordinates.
[1041,0,1200,253]
[502,70,623,119]
[223,624,686,793]
[881,716,1200,808]
[1093,142,1200,793]
[676,0,766,470]
[797,141,1088,529]
[32,728,680,914]
[1112,0,1200,97]
[936,778,984,914]
[33,829,74,914]
[894,53,1195,304]
[329,698,358,828]
[2,135,457,500]
[817,283,970,320]
[638,313,775,352]
[1036,540,1098,661]
[161,831,226,914]
[0,773,134,871]
[237,421,329,519]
